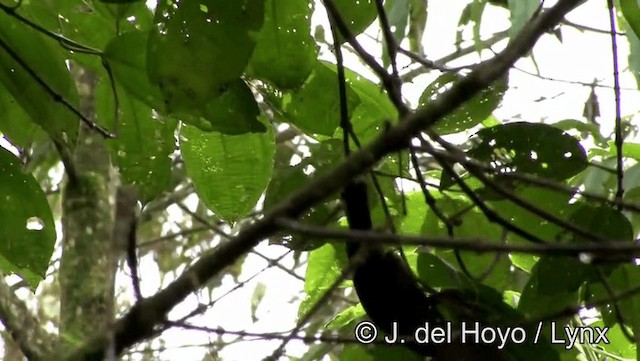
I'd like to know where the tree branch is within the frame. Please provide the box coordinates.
[69,0,584,358]
[276,218,640,259]
[0,276,54,360]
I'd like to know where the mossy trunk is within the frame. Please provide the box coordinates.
[58,68,116,356]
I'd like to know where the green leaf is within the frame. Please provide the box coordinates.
[199,79,267,134]
[416,252,470,290]
[52,0,154,70]
[567,204,633,244]
[382,0,410,68]
[398,191,429,234]
[457,1,486,55]
[419,73,507,135]
[467,122,587,181]
[104,30,166,112]
[624,187,640,236]
[518,257,589,319]
[507,0,539,39]
[608,141,640,161]
[620,18,640,88]
[0,147,56,288]
[148,0,265,114]
[264,162,332,251]
[96,81,177,203]
[299,243,348,317]
[180,122,275,223]
[407,0,427,53]
[248,0,317,89]
[0,11,79,148]
[621,0,640,41]
[421,196,513,291]
[344,68,398,143]
[0,84,44,148]
[326,303,365,330]
[331,0,377,42]
[285,61,361,136]
[593,264,640,337]
[490,186,573,272]
[99,0,142,3]
[588,321,636,358]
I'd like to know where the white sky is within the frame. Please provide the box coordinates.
[2,0,639,360]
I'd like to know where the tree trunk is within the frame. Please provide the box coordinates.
[59,67,116,356]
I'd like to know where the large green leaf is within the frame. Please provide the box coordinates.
[421,196,514,291]
[419,73,507,135]
[298,243,348,317]
[507,0,538,39]
[104,30,166,112]
[148,0,265,114]
[344,67,398,143]
[456,1,486,55]
[567,204,633,244]
[586,264,640,343]
[326,303,365,330]
[620,16,640,88]
[416,252,471,290]
[490,187,573,272]
[78,1,153,45]
[621,0,640,41]
[199,79,267,134]
[248,0,317,89]
[464,122,587,182]
[286,61,361,136]
[0,11,79,148]
[0,84,44,148]
[53,0,153,70]
[0,147,56,288]
[331,0,377,42]
[106,32,266,134]
[180,122,274,223]
[264,164,332,251]
[382,0,410,68]
[518,257,594,348]
[96,81,176,203]
[398,191,429,235]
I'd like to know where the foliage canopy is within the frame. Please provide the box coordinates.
[1,0,640,360]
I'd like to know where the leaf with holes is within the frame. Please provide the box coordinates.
[248,0,317,89]
[0,147,55,289]
[96,81,176,203]
[148,0,265,114]
[448,122,587,186]
[419,73,507,135]
[331,0,377,42]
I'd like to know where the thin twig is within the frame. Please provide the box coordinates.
[607,0,624,207]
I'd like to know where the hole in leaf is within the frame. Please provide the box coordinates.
[26,217,44,231]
